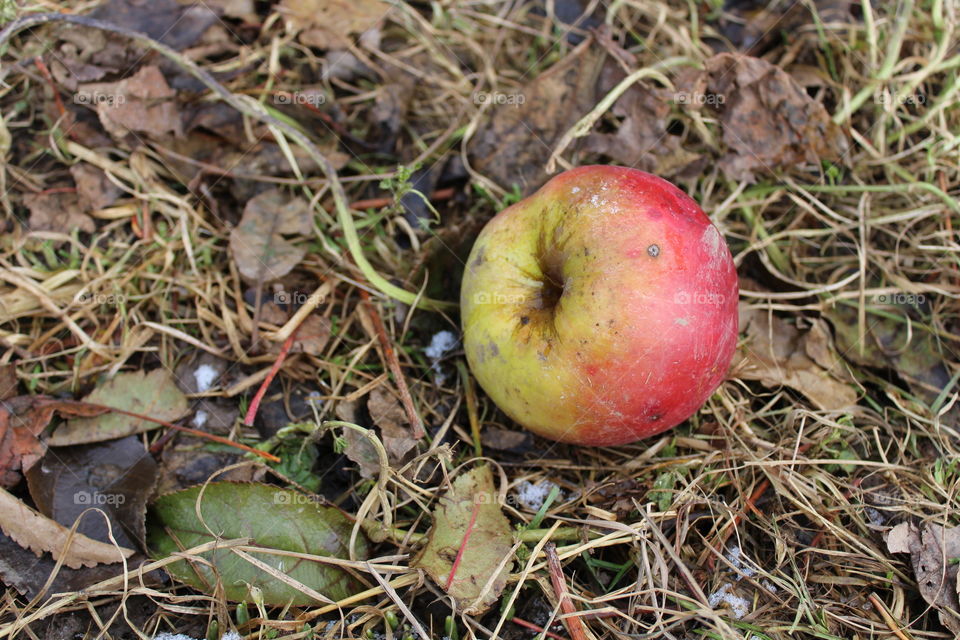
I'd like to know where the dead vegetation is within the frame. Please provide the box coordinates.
[0,0,958,639]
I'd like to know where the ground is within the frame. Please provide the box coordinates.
[0,0,958,639]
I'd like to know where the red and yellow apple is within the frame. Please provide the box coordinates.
[461,166,738,446]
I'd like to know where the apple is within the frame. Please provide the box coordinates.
[460,166,738,446]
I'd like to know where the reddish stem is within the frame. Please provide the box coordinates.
[445,498,482,591]
[243,328,300,427]
[545,543,589,640]
[511,617,566,640]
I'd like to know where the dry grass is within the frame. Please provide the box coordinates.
[0,0,958,639]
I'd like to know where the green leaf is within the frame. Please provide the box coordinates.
[147,482,368,605]
[412,465,514,615]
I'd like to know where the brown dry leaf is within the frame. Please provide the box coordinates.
[78,66,183,139]
[412,465,514,615]
[89,0,218,51]
[468,38,608,192]
[0,396,51,487]
[229,189,312,282]
[0,487,133,569]
[342,427,380,479]
[279,0,390,50]
[584,62,704,178]
[676,53,847,182]
[886,522,960,634]
[70,163,121,212]
[0,397,106,487]
[0,365,16,401]
[22,192,95,234]
[288,315,331,356]
[49,369,189,446]
[367,387,416,463]
[736,307,858,411]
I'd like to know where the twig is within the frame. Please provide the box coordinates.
[867,593,914,640]
[359,289,425,438]
[54,399,280,462]
[243,327,300,427]
[545,543,589,640]
[511,617,566,640]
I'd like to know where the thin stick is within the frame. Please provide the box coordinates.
[511,617,566,640]
[359,289,425,438]
[545,543,589,640]
[243,328,300,427]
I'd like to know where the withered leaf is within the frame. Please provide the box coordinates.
[78,66,182,139]
[413,465,514,614]
[736,308,858,411]
[70,163,121,212]
[0,487,134,569]
[887,522,960,634]
[0,396,106,488]
[367,387,417,464]
[49,369,189,446]
[676,53,847,182]
[280,0,391,50]
[22,192,95,234]
[468,38,608,193]
[229,189,312,282]
[26,435,159,551]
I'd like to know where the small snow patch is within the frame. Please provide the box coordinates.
[193,364,218,392]
[514,480,562,510]
[708,583,750,619]
[425,331,457,360]
[725,545,756,577]
[191,410,208,428]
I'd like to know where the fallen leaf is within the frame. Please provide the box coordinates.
[826,303,954,416]
[26,435,158,551]
[147,482,369,605]
[0,487,134,569]
[480,426,533,452]
[736,308,858,411]
[0,365,16,400]
[22,191,95,234]
[468,38,608,192]
[279,0,390,50]
[887,521,960,634]
[78,66,183,139]
[342,426,381,479]
[0,531,154,598]
[70,163,121,212]
[229,189,312,282]
[89,0,219,51]
[413,465,514,614]
[0,396,101,487]
[287,315,331,356]
[584,62,703,178]
[367,387,417,463]
[49,369,189,446]
[676,53,847,182]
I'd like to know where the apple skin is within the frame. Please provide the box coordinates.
[460,166,739,446]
